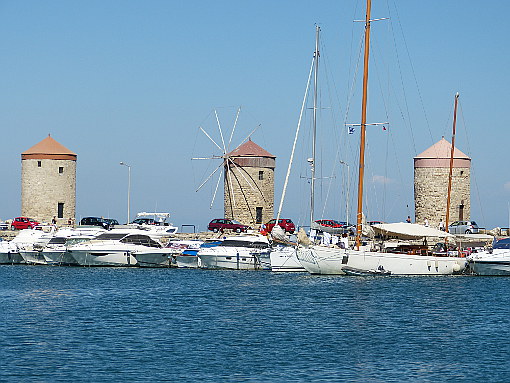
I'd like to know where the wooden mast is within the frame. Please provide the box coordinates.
[445,92,460,234]
[355,0,372,249]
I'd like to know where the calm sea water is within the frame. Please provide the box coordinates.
[1,266,509,382]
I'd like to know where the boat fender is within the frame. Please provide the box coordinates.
[453,263,461,272]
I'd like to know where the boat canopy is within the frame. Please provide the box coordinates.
[372,223,454,239]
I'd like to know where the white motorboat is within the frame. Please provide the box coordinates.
[17,225,57,265]
[128,212,178,236]
[41,227,105,265]
[0,238,23,264]
[468,238,510,275]
[134,238,197,268]
[198,235,270,270]
[68,230,163,266]
[166,239,205,268]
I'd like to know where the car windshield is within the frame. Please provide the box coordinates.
[470,221,477,226]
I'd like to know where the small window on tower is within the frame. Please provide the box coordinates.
[259,171,264,180]
[38,161,41,167]
[59,167,64,174]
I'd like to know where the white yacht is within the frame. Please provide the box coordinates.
[198,235,270,270]
[165,239,204,268]
[128,212,178,236]
[42,227,106,265]
[468,238,510,275]
[18,225,57,265]
[68,230,163,266]
[0,238,23,264]
[134,239,196,268]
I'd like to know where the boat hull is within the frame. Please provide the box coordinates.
[469,260,510,276]
[20,250,47,265]
[0,251,25,264]
[175,254,200,268]
[297,245,467,275]
[69,250,137,267]
[42,250,79,266]
[270,246,306,272]
[199,248,270,270]
[135,251,173,268]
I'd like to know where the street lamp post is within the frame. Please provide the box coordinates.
[339,160,350,226]
[119,162,131,224]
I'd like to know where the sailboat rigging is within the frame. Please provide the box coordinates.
[296,0,468,275]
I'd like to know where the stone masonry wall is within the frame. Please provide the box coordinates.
[21,159,76,224]
[224,165,274,227]
[414,167,470,229]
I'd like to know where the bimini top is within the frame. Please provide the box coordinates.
[372,222,454,239]
[22,134,77,160]
[414,137,470,168]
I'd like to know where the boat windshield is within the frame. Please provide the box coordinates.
[221,239,268,249]
[48,237,67,245]
[120,234,161,248]
[94,233,126,241]
[494,238,510,249]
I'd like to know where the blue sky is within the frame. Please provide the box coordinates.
[1,0,509,231]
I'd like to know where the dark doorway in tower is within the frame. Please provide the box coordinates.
[256,207,263,224]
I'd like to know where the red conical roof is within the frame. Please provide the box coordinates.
[414,137,470,168]
[415,137,470,159]
[228,139,275,158]
[22,134,77,160]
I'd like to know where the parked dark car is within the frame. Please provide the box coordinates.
[80,217,114,230]
[265,218,295,234]
[103,218,119,227]
[11,217,40,230]
[448,220,480,234]
[208,219,250,233]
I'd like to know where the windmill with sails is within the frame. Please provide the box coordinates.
[193,107,276,227]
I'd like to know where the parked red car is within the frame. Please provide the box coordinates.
[11,217,39,230]
[208,218,251,233]
[265,218,295,234]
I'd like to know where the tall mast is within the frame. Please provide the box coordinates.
[445,92,459,233]
[355,0,372,249]
[310,25,320,227]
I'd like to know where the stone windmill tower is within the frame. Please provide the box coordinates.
[414,137,471,228]
[21,134,77,224]
[224,139,275,227]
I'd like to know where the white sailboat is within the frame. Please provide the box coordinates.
[269,25,322,273]
[296,0,467,275]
